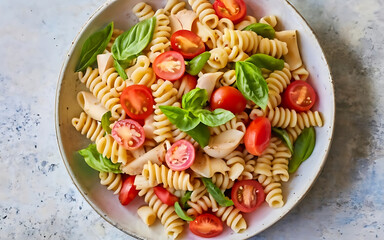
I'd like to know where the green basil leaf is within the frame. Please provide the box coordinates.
[174,202,194,221]
[288,127,316,173]
[76,22,114,72]
[245,54,284,71]
[202,178,234,207]
[78,144,121,173]
[159,105,200,131]
[242,23,275,39]
[182,88,208,110]
[101,111,112,134]
[186,123,210,148]
[186,52,211,76]
[180,191,192,209]
[194,109,235,127]
[272,127,294,153]
[114,59,128,80]
[112,17,156,64]
[235,61,269,109]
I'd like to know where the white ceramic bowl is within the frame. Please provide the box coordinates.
[55,0,335,239]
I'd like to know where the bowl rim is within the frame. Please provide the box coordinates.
[54,0,335,238]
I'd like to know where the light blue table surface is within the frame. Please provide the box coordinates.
[0,0,383,239]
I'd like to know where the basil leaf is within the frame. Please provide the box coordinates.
[242,23,275,39]
[159,105,200,131]
[235,61,269,109]
[245,54,284,71]
[288,127,316,173]
[186,123,210,148]
[202,178,234,207]
[174,202,194,221]
[114,59,128,80]
[78,144,121,173]
[194,109,235,127]
[76,22,114,72]
[272,127,294,153]
[101,111,112,134]
[182,88,208,110]
[180,191,192,209]
[186,52,211,75]
[112,17,156,64]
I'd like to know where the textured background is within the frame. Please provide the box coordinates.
[0,0,383,239]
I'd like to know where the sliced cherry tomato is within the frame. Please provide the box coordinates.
[153,186,179,206]
[120,85,154,120]
[119,175,138,205]
[244,117,271,156]
[111,119,145,150]
[231,180,265,213]
[166,140,195,171]
[171,30,205,59]
[282,80,317,112]
[213,0,247,24]
[174,74,197,92]
[153,51,185,81]
[189,213,223,238]
[210,86,247,114]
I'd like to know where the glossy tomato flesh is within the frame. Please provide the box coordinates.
[189,213,223,238]
[213,0,247,24]
[153,51,185,81]
[171,30,205,59]
[119,175,138,205]
[153,186,179,206]
[231,180,265,212]
[111,119,145,150]
[120,85,154,120]
[166,140,195,171]
[282,80,317,112]
[244,117,271,156]
[210,86,247,114]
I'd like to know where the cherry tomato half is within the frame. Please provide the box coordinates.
[119,175,138,205]
[166,140,195,171]
[153,186,179,206]
[213,0,247,24]
[282,80,317,112]
[153,51,185,81]
[111,119,145,150]
[210,86,247,114]
[189,213,223,238]
[120,85,154,120]
[244,117,271,156]
[171,30,205,59]
[231,180,265,213]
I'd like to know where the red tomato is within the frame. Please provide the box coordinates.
[213,0,247,24]
[120,85,154,120]
[189,213,223,238]
[111,119,145,150]
[231,180,265,213]
[153,186,179,206]
[210,86,247,114]
[119,175,138,205]
[244,117,271,156]
[153,51,185,81]
[171,30,205,59]
[166,140,195,171]
[282,80,317,112]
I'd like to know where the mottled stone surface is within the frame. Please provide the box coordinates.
[0,0,383,239]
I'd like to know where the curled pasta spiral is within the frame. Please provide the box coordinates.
[188,0,219,29]
[215,206,247,233]
[211,173,234,190]
[147,10,172,62]
[257,174,284,208]
[126,55,156,87]
[292,65,309,81]
[187,194,219,216]
[142,161,195,191]
[99,171,122,195]
[205,48,228,71]
[286,125,303,143]
[218,69,236,87]
[258,37,288,59]
[234,15,257,30]
[240,150,257,180]
[266,62,292,94]
[138,188,184,238]
[101,67,127,92]
[96,134,131,164]
[106,28,124,52]
[190,180,207,202]
[132,2,155,21]
[221,28,260,54]
[254,137,279,177]
[267,107,298,128]
[216,18,234,32]
[272,141,292,182]
[224,46,249,62]
[297,111,323,129]
[72,112,105,142]
[209,115,247,135]
[224,151,246,180]
[259,15,278,28]
[164,0,186,15]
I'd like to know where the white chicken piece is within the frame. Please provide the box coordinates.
[76,91,108,121]
[203,129,245,159]
[275,30,302,70]
[169,14,183,35]
[143,113,156,140]
[97,52,114,75]
[196,72,223,98]
[175,10,197,31]
[190,151,229,178]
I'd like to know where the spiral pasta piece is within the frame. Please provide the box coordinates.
[126,55,156,87]
[96,134,131,164]
[187,194,219,216]
[224,46,249,62]
[216,18,234,32]
[211,173,234,190]
[218,69,236,87]
[132,2,155,21]
[259,15,278,28]
[215,206,247,233]
[254,137,279,177]
[72,112,105,142]
[147,9,172,62]
[164,0,186,15]
[296,111,323,129]
[222,28,260,54]
[190,180,207,202]
[257,174,284,208]
[234,15,257,30]
[286,125,303,143]
[205,48,228,71]
[240,150,256,180]
[138,188,184,238]
[272,141,292,182]
[224,150,246,180]
[101,67,127,92]
[258,37,288,59]
[292,65,309,81]
[209,115,247,135]
[266,62,292,94]
[188,0,218,29]
[142,161,194,191]
[267,107,298,128]
[99,171,122,194]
